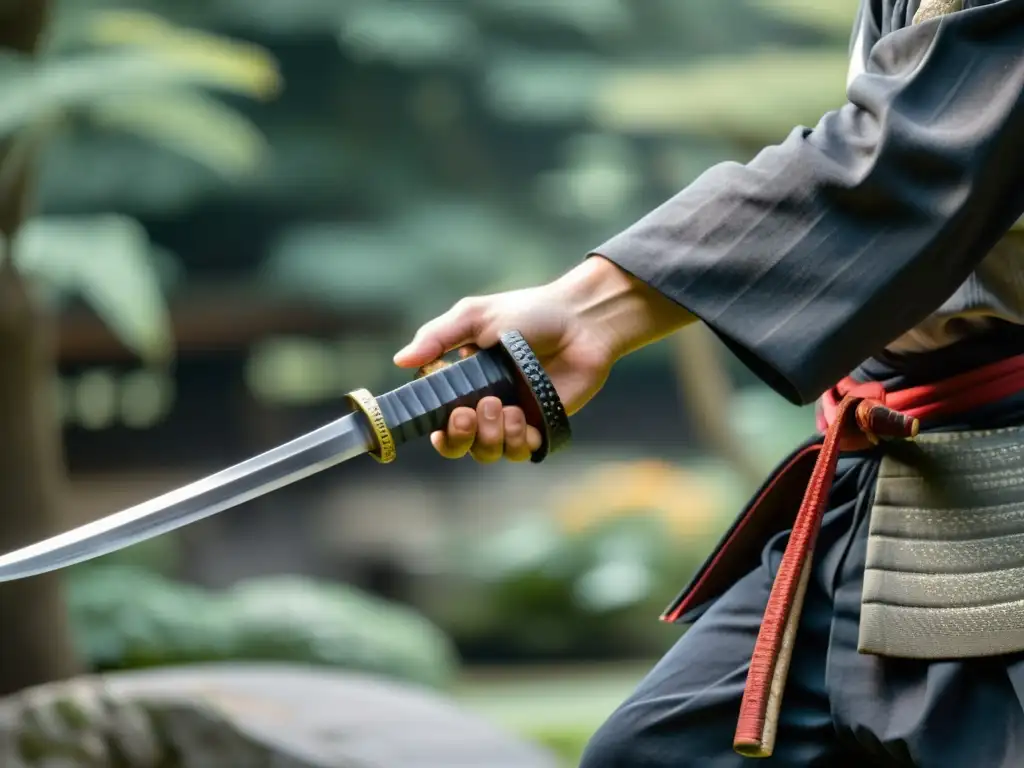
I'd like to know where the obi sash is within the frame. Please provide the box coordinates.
[658,353,1024,758]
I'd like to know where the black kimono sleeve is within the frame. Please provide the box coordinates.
[592,0,1024,405]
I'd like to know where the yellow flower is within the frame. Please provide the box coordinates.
[551,460,722,539]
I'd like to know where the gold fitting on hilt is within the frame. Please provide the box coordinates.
[415,359,451,379]
[415,345,480,380]
[345,388,397,464]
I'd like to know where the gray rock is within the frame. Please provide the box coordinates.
[0,663,558,768]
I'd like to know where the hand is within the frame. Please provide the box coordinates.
[393,256,695,463]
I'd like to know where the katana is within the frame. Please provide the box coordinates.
[0,331,570,583]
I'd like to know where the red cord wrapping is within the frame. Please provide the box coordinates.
[731,353,1024,757]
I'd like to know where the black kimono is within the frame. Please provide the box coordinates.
[579,1,1024,765]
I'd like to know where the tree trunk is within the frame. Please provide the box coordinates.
[670,325,763,491]
[0,0,82,696]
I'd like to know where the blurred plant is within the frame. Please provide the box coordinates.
[0,0,278,696]
[221,0,856,484]
[1,0,863,686]
[424,436,811,664]
[728,384,818,470]
[67,565,459,689]
[27,0,862,462]
[429,459,736,661]
[437,514,698,660]
[525,724,594,768]
[669,326,764,492]
[749,0,859,36]
[248,0,860,298]
[81,529,183,574]
[550,459,728,538]
[4,8,280,363]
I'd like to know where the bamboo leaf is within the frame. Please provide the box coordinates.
[478,0,631,38]
[748,0,860,36]
[86,90,269,178]
[13,215,174,365]
[84,10,281,99]
[0,47,277,140]
[592,48,850,140]
[209,0,359,36]
[337,4,480,66]
[484,52,603,123]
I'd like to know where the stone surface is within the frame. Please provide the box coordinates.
[0,664,558,768]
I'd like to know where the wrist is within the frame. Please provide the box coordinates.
[555,255,696,361]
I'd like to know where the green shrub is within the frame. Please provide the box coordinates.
[525,724,594,766]
[433,512,711,660]
[66,566,459,689]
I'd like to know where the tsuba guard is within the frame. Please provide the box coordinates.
[496,330,572,463]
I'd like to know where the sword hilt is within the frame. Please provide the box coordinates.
[347,330,571,464]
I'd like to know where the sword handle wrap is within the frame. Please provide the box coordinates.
[375,330,571,463]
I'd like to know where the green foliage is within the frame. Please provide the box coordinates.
[457,662,648,767]
[13,215,176,364]
[33,1,864,405]
[750,0,862,36]
[260,0,858,335]
[88,90,268,179]
[728,385,818,471]
[2,10,279,172]
[35,1,864,373]
[525,724,593,767]
[66,566,460,689]
[77,533,183,575]
[0,47,270,145]
[0,7,281,364]
[594,48,850,142]
[338,5,481,67]
[260,200,556,326]
[433,513,714,660]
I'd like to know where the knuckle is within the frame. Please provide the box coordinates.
[453,296,483,318]
[503,429,524,448]
[476,429,502,447]
[504,410,525,434]
[474,431,502,449]
[450,409,476,435]
[415,316,444,341]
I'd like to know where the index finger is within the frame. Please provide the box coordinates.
[394,298,484,368]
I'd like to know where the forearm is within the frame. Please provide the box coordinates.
[555,254,697,361]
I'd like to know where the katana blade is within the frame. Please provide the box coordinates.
[0,412,376,582]
[0,331,572,583]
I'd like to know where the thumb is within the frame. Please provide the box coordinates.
[393,300,483,368]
